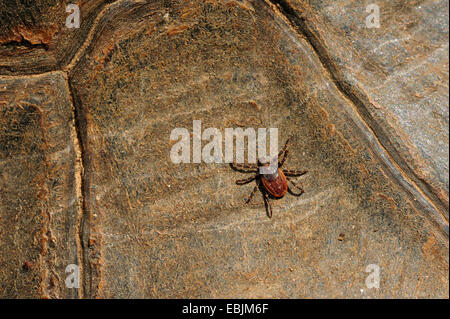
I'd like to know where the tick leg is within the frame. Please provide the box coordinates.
[286,177,304,196]
[278,136,293,168]
[245,184,259,204]
[283,169,307,177]
[236,174,257,185]
[230,162,258,173]
[279,149,289,167]
[263,191,273,218]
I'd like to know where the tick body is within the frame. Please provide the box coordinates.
[231,136,307,218]
[261,168,288,198]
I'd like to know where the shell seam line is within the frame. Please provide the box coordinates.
[63,71,88,299]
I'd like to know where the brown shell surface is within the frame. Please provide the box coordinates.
[0,0,448,299]
[261,169,288,198]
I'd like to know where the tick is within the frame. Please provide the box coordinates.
[22,261,32,271]
[231,136,307,218]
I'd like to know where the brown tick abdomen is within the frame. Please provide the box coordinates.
[261,169,288,198]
